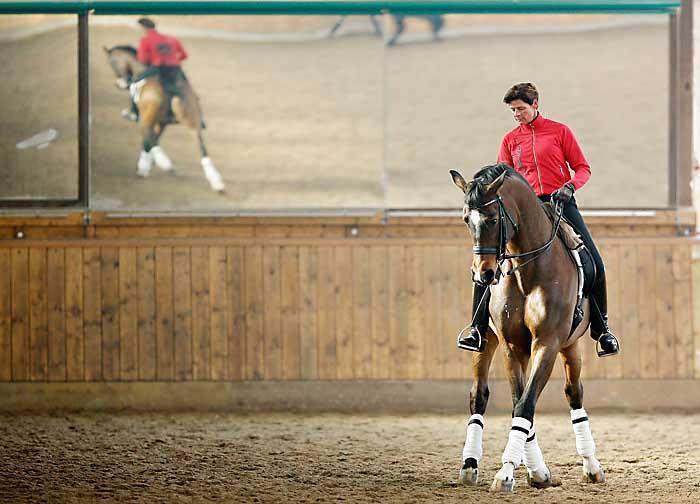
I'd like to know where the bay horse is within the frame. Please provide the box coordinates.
[450,164,606,492]
[104,45,225,192]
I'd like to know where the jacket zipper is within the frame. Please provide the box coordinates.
[558,164,566,177]
[530,125,544,194]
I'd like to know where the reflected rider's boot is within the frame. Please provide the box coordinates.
[457,282,491,353]
[590,275,620,358]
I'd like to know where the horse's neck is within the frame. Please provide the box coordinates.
[127,55,146,75]
[506,181,553,257]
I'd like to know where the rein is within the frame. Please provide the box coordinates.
[471,196,564,280]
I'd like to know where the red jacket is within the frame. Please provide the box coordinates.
[137,30,188,67]
[497,114,591,196]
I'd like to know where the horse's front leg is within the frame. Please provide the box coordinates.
[492,341,559,493]
[561,340,605,483]
[459,330,498,485]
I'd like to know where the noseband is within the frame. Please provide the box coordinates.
[470,195,564,279]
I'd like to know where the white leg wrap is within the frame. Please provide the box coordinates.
[501,417,531,467]
[151,146,173,171]
[201,157,225,191]
[523,425,550,481]
[137,150,153,177]
[571,408,596,457]
[462,414,484,462]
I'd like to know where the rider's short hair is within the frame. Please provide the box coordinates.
[138,18,156,29]
[503,83,539,105]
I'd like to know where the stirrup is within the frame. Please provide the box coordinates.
[595,332,619,358]
[457,325,486,353]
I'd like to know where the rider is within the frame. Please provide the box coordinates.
[457,82,620,358]
[122,17,189,122]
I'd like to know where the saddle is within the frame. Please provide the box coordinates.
[541,202,596,335]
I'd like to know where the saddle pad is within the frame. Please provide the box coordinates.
[540,201,584,250]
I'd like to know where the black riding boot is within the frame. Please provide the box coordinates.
[590,275,620,358]
[457,282,491,352]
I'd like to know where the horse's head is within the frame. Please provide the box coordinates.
[104,45,139,90]
[451,164,518,285]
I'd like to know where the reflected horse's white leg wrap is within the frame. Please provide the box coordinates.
[462,414,484,462]
[523,425,550,481]
[502,417,531,467]
[571,408,602,474]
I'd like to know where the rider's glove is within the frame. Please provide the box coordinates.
[552,182,575,205]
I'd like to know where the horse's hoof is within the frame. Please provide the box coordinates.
[490,476,514,493]
[527,472,562,489]
[583,468,606,484]
[458,458,479,486]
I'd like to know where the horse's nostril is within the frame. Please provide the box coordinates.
[484,269,495,284]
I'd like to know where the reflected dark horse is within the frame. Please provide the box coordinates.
[328,14,444,46]
[104,45,224,192]
[450,165,606,493]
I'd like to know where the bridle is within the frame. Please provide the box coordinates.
[470,195,564,282]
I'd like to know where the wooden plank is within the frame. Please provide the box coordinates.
[456,248,473,381]
[137,247,156,381]
[263,246,282,380]
[620,246,640,379]
[47,248,66,382]
[335,246,354,380]
[317,246,336,379]
[29,248,48,381]
[64,248,84,381]
[672,245,694,378]
[173,247,193,381]
[209,247,228,380]
[280,246,300,380]
[388,246,409,379]
[226,247,245,381]
[11,248,29,381]
[423,246,443,379]
[601,245,623,379]
[245,246,264,380]
[0,250,11,381]
[352,246,372,379]
[191,246,211,380]
[655,244,676,379]
[637,245,658,379]
[406,246,425,379]
[693,245,700,378]
[298,246,318,380]
[101,247,120,381]
[370,246,389,379]
[119,248,138,381]
[83,248,102,381]
[155,247,175,380]
[440,246,462,379]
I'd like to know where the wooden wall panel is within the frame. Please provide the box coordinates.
[155,247,175,380]
[47,248,66,382]
[65,248,84,381]
[0,233,696,385]
[0,250,11,381]
[100,247,120,381]
[119,248,138,381]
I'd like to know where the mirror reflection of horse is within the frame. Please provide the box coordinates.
[450,164,606,493]
[328,14,444,46]
[104,45,225,192]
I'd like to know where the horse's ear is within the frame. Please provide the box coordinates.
[450,170,469,193]
[485,171,507,194]
[103,46,110,54]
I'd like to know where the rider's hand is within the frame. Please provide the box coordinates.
[552,182,575,205]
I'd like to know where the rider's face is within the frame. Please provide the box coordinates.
[508,99,538,125]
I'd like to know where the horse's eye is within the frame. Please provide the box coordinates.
[488,218,498,225]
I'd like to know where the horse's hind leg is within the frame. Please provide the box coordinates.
[459,331,498,486]
[561,341,605,483]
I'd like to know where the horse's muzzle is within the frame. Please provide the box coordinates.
[472,267,496,285]
[115,78,129,90]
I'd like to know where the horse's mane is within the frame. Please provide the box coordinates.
[109,45,137,56]
[467,163,532,208]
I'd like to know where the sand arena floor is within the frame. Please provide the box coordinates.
[1,411,699,503]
